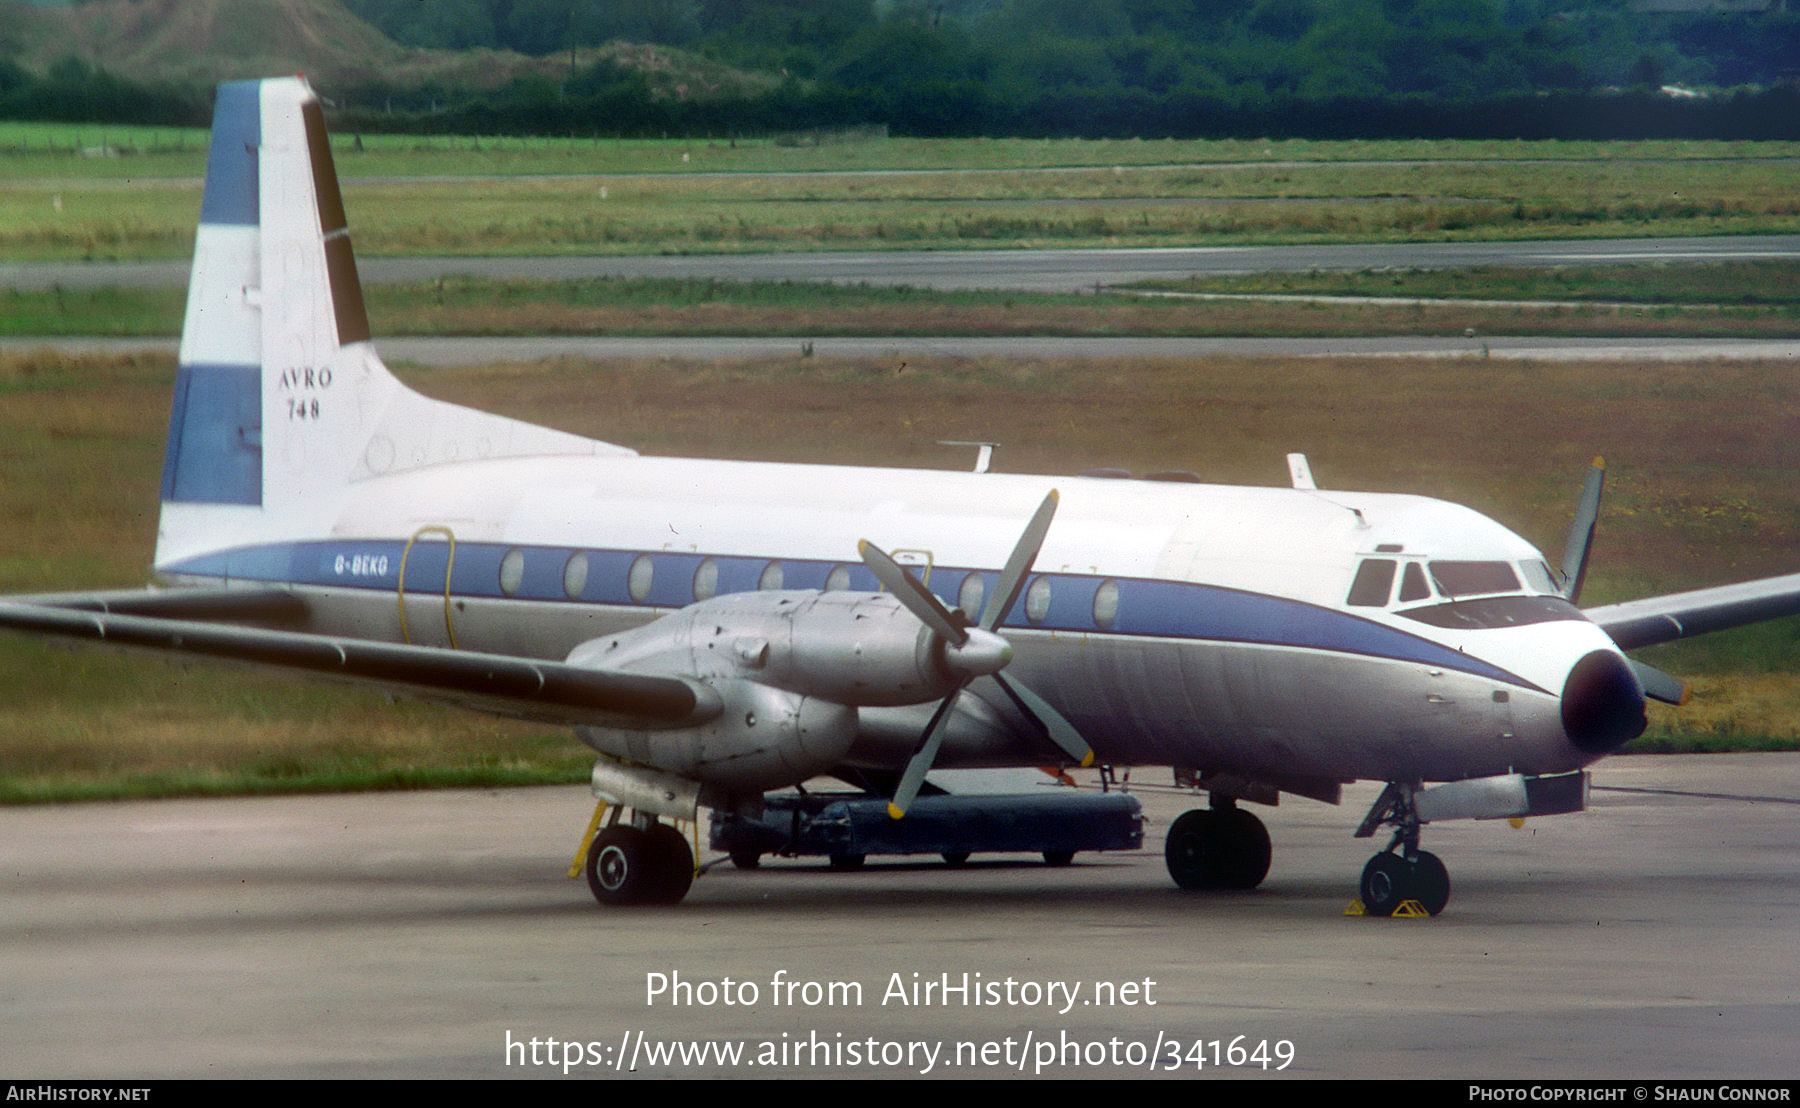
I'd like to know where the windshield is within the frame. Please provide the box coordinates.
[1429,560,1521,599]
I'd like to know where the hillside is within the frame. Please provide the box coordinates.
[20,0,781,100]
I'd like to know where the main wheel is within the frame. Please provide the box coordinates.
[587,827,652,906]
[1214,807,1272,890]
[1166,807,1272,890]
[643,823,695,905]
[729,849,762,870]
[1042,850,1075,867]
[942,851,971,867]
[1165,809,1221,889]
[828,853,865,871]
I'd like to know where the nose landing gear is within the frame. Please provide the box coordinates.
[1355,782,1451,917]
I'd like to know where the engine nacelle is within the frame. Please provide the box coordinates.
[575,678,859,794]
[567,590,960,707]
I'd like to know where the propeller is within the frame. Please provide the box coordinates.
[1561,457,1688,705]
[860,490,1094,819]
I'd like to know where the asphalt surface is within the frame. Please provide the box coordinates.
[3,754,1797,1079]
[7,234,1799,294]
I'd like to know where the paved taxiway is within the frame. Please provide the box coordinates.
[3,754,1796,1079]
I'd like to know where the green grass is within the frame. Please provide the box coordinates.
[5,132,1800,260]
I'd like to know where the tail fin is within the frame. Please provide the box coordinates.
[157,78,626,571]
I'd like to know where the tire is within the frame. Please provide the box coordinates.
[1214,808,1272,890]
[942,851,971,867]
[1410,850,1451,916]
[828,853,865,871]
[643,823,695,905]
[1164,809,1221,890]
[587,827,651,906]
[1359,852,1411,918]
[729,849,762,870]
[1042,850,1075,867]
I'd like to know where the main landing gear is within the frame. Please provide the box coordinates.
[1164,799,1272,891]
[1355,782,1450,917]
[584,812,695,906]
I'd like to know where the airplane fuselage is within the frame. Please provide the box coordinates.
[155,452,1625,794]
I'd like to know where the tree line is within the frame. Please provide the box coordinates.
[5,0,1798,139]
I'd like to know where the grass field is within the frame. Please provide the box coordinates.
[5,127,1800,259]
[2,347,1798,801]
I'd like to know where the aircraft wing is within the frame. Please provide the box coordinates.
[1585,572,1800,650]
[0,597,719,731]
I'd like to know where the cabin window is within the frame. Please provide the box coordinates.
[1093,579,1120,629]
[1398,562,1432,602]
[628,554,654,602]
[563,552,589,600]
[758,561,784,591]
[958,573,985,619]
[824,565,850,593]
[693,557,719,601]
[1025,577,1052,624]
[1430,560,1521,599]
[1347,559,1397,607]
[498,548,526,597]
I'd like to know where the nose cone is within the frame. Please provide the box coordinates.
[1561,650,1647,754]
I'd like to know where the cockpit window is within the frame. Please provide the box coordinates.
[1398,562,1432,602]
[1347,559,1397,607]
[1429,560,1521,599]
[1519,560,1561,596]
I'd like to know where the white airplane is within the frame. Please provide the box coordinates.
[5,76,1799,915]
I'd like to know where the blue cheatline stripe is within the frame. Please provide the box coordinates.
[198,81,261,228]
[159,364,262,505]
[162,540,1544,691]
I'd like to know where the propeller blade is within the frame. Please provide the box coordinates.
[881,490,1062,819]
[858,539,967,646]
[979,490,1059,630]
[1561,457,1605,605]
[994,671,1094,767]
[888,695,957,819]
[1629,658,1689,706]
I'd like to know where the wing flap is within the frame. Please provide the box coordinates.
[1586,572,1800,650]
[0,600,718,731]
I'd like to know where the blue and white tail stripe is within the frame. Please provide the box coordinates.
[155,77,622,574]
[163,80,267,506]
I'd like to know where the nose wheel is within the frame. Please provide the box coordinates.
[1355,782,1451,917]
[1359,848,1450,917]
